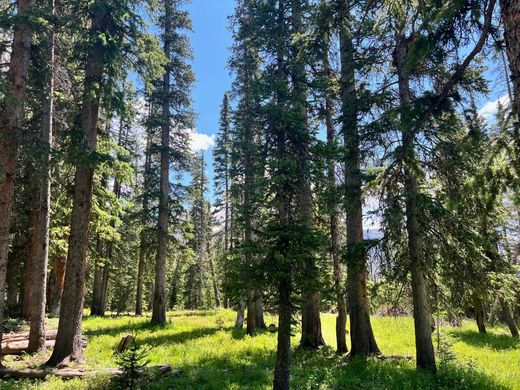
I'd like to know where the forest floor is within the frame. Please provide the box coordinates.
[1,310,519,389]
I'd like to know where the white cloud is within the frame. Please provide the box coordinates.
[479,95,510,120]
[190,130,215,152]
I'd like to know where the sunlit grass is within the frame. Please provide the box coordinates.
[1,310,518,389]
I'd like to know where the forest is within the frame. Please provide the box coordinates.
[0,0,519,389]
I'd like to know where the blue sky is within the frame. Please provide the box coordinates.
[188,0,236,196]
[185,0,510,201]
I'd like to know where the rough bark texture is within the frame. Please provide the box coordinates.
[473,294,487,334]
[254,290,267,329]
[47,254,66,315]
[500,0,520,118]
[46,4,110,366]
[501,299,519,338]
[234,298,246,328]
[322,33,348,354]
[135,131,151,315]
[292,0,323,350]
[246,290,256,336]
[27,0,55,352]
[395,31,436,372]
[91,238,103,316]
[273,277,291,390]
[151,1,173,325]
[208,254,221,307]
[0,0,38,357]
[339,0,379,357]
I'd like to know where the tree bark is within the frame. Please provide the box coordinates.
[395,31,436,372]
[0,0,38,357]
[135,129,152,316]
[6,252,19,312]
[46,4,110,366]
[246,290,256,336]
[273,276,292,390]
[291,0,323,350]
[234,298,246,328]
[338,0,379,357]
[500,0,520,119]
[254,290,267,329]
[151,0,173,325]
[47,254,66,315]
[90,237,103,316]
[501,299,519,338]
[473,294,487,334]
[208,253,221,307]
[27,0,55,352]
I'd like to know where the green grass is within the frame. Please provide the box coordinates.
[2,310,518,389]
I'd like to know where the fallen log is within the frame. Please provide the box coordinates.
[1,338,87,355]
[2,330,58,343]
[0,364,178,380]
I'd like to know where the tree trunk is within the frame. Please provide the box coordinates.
[338,0,379,357]
[292,0,323,350]
[0,0,38,356]
[395,31,436,372]
[500,0,520,119]
[473,294,487,334]
[208,254,221,307]
[151,1,173,325]
[91,238,103,316]
[46,4,110,366]
[99,247,111,315]
[246,290,256,336]
[234,298,246,328]
[501,299,519,338]
[21,236,35,319]
[6,253,19,312]
[47,255,66,316]
[273,276,292,390]
[326,5,347,354]
[27,0,55,352]
[254,290,267,329]
[135,129,151,316]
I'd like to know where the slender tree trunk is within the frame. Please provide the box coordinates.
[273,276,292,390]
[255,289,267,329]
[27,7,54,350]
[0,0,38,357]
[234,298,246,328]
[246,290,256,336]
[21,236,35,319]
[473,294,487,334]
[323,17,347,354]
[500,0,520,118]
[136,130,151,316]
[208,254,221,307]
[91,237,103,316]
[6,252,19,312]
[151,1,173,325]
[291,0,323,350]
[395,31,436,372]
[501,299,519,338]
[46,5,110,366]
[47,254,66,315]
[338,0,378,357]
[99,260,110,315]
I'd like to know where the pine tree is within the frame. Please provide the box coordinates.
[0,0,38,352]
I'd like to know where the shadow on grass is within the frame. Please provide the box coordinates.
[450,330,519,351]
[84,343,507,390]
[84,320,162,337]
[137,327,223,348]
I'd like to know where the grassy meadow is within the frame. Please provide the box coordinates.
[1,310,519,389]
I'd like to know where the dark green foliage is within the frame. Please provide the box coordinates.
[115,336,152,390]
